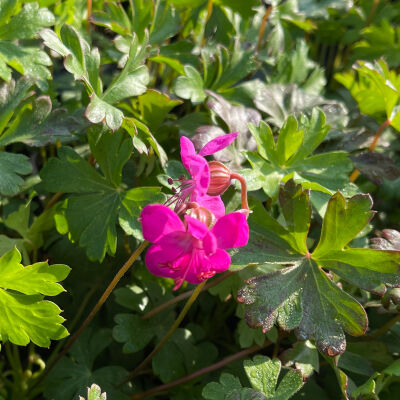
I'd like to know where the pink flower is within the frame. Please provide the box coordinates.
[140,204,249,290]
[166,132,238,219]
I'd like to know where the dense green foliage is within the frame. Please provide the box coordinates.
[0,0,400,399]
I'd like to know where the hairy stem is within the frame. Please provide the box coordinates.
[130,340,272,399]
[120,280,207,386]
[349,119,391,183]
[142,271,234,320]
[87,0,92,33]
[230,173,249,212]
[257,5,273,51]
[36,241,149,384]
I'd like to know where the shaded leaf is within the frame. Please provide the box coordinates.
[44,329,131,400]
[350,152,400,185]
[0,151,32,196]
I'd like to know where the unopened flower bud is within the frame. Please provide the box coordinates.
[207,161,232,196]
[187,204,216,228]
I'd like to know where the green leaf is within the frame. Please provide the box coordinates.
[44,329,131,400]
[102,35,149,104]
[0,95,78,146]
[241,81,348,130]
[0,77,35,134]
[351,373,379,400]
[0,248,69,346]
[174,65,206,104]
[350,153,400,186]
[41,27,149,131]
[313,193,375,257]
[113,314,155,353]
[281,340,319,378]
[85,94,123,132]
[138,89,182,132]
[79,384,107,400]
[202,373,251,400]
[278,179,311,254]
[237,180,399,355]
[203,356,303,400]
[335,60,400,129]
[119,187,166,240]
[276,116,303,165]
[40,131,161,261]
[122,117,168,167]
[352,20,400,68]
[0,2,54,40]
[249,121,278,166]
[247,111,352,199]
[0,151,32,196]
[0,3,54,82]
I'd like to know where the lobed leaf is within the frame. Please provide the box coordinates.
[0,248,69,347]
[237,181,400,355]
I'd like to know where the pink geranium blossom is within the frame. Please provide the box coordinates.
[166,132,238,218]
[140,204,249,290]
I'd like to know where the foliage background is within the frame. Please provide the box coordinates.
[0,0,400,399]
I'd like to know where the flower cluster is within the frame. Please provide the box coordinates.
[140,133,249,289]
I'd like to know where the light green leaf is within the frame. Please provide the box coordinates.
[0,248,69,347]
[276,116,303,165]
[85,94,123,132]
[174,65,206,104]
[79,384,107,400]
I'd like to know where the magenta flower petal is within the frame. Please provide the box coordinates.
[198,132,238,156]
[180,136,196,171]
[203,231,217,255]
[146,245,190,280]
[184,215,208,239]
[212,212,249,249]
[185,154,210,195]
[207,249,231,272]
[141,204,185,242]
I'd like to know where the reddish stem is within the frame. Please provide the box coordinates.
[130,341,272,399]
[230,173,249,212]
[36,241,148,384]
[256,5,273,51]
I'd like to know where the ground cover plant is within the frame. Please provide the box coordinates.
[1,0,400,399]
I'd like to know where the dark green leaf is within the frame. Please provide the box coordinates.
[44,329,131,400]
[0,151,32,196]
[350,153,400,186]
[236,181,400,355]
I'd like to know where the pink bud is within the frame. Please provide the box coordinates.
[207,161,232,196]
